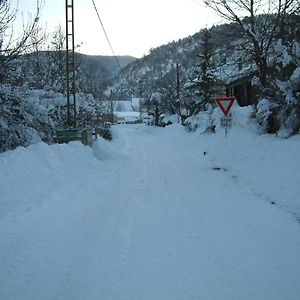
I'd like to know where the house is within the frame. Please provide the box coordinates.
[215,55,257,107]
[115,111,141,124]
[225,73,255,107]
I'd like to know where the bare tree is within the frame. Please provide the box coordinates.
[0,0,44,82]
[44,25,66,91]
[203,0,300,89]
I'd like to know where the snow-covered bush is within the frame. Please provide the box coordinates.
[0,84,101,152]
[184,104,216,133]
[142,92,166,126]
[255,40,300,138]
[0,85,45,152]
[255,98,280,133]
[162,114,178,126]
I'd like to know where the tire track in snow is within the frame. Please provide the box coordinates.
[1,125,300,300]
[108,127,150,293]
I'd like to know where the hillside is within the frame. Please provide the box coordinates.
[78,54,137,78]
[107,22,247,99]
[108,15,299,101]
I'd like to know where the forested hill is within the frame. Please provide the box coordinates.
[78,54,136,78]
[108,22,243,99]
[108,14,299,101]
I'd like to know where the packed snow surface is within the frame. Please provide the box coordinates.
[0,123,300,300]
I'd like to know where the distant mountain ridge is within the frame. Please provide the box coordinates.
[78,54,137,78]
[7,51,137,96]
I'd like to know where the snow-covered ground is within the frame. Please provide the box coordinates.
[0,117,300,299]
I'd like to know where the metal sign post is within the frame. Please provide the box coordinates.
[215,97,236,138]
[220,114,232,138]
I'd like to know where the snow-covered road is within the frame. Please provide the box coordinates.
[1,125,300,299]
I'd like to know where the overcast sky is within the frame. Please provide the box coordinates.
[16,0,222,58]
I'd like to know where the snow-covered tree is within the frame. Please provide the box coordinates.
[203,0,299,90]
[204,0,300,136]
[189,28,216,113]
[0,0,44,82]
[144,92,165,126]
[45,25,67,92]
[255,39,300,136]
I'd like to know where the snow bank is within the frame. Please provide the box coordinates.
[179,106,300,219]
[0,141,100,219]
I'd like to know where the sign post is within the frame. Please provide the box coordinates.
[215,97,236,138]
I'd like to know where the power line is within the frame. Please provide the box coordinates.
[91,0,122,70]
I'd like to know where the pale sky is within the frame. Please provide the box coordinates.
[16,0,222,58]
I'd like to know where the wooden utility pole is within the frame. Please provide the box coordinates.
[176,62,181,123]
[176,62,180,98]
[110,99,114,124]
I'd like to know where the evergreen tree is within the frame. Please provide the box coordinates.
[188,28,216,114]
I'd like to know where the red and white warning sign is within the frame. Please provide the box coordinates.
[215,97,236,116]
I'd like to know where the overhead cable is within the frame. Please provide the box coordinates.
[91,0,122,70]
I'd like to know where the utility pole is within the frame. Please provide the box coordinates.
[110,99,114,124]
[176,62,180,98]
[65,0,76,127]
[176,62,181,123]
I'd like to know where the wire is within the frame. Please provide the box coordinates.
[91,0,122,70]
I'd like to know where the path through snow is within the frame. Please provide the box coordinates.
[0,125,300,299]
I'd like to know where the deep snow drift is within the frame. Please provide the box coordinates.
[0,111,300,299]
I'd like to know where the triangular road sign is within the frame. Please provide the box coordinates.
[215,97,236,116]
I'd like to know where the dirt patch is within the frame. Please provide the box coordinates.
[211,167,228,172]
